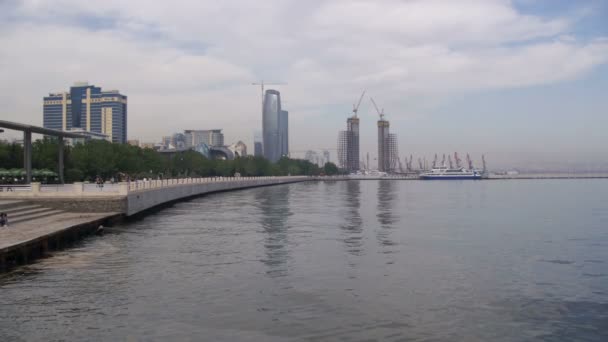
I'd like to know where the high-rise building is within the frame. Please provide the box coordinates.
[377,118,398,172]
[337,116,360,172]
[254,142,263,157]
[184,129,224,147]
[280,110,289,158]
[377,118,389,172]
[263,89,287,162]
[43,82,127,143]
[323,150,330,165]
[253,131,263,157]
[388,133,398,172]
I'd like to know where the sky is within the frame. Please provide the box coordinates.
[0,0,607,170]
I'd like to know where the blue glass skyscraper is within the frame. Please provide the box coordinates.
[262,89,283,162]
[280,110,288,158]
[43,82,128,143]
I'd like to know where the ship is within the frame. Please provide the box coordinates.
[419,166,483,180]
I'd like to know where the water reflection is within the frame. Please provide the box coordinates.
[340,181,364,256]
[376,180,399,249]
[256,185,292,277]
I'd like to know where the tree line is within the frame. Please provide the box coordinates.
[0,139,341,183]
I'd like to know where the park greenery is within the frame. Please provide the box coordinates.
[0,139,341,183]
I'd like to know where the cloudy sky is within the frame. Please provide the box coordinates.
[1,0,607,169]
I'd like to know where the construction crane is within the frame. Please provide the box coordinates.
[352,91,366,118]
[369,97,385,120]
[251,80,287,110]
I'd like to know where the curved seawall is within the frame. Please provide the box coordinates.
[0,176,310,272]
[125,176,309,216]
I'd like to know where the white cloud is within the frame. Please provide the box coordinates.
[0,0,607,166]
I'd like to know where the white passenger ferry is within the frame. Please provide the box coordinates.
[420,167,483,180]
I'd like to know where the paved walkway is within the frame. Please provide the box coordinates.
[0,210,117,253]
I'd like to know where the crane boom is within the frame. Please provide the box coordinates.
[369,97,385,120]
[353,91,366,117]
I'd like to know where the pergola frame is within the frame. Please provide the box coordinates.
[0,120,89,184]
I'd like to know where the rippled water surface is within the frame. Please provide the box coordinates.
[2,180,608,341]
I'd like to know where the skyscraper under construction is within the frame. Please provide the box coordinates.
[377,118,389,172]
[377,117,398,173]
[338,92,365,172]
[338,116,360,172]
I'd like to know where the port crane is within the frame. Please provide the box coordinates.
[454,152,462,168]
[466,154,473,170]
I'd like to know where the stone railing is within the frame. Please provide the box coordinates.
[0,176,310,198]
[126,176,284,192]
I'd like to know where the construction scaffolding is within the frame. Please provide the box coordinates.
[337,116,360,172]
[388,133,398,173]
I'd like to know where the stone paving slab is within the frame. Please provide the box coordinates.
[0,212,119,252]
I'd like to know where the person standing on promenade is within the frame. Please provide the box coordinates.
[0,213,6,227]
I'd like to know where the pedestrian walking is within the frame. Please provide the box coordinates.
[0,213,7,227]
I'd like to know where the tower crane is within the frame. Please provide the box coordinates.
[251,80,287,109]
[369,97,385,120]
[352,91,366,117]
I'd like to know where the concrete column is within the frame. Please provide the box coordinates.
[73,182,84,193]
[31,182,41,194]
[24,130,32,184]
[118,182,129,195]
[58,136,64,184]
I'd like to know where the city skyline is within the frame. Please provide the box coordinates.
[1,0,608,169]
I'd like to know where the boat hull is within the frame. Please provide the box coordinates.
[420,174,482,180]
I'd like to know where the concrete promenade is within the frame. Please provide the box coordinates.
[0,176,309,271]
